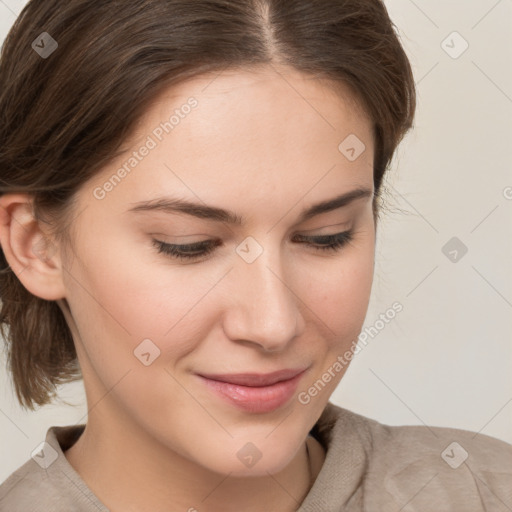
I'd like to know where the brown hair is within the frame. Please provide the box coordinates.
[0,0,415,410]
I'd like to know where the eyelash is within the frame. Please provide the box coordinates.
[152,230,355,262]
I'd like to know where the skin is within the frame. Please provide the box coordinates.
[0,64,376,512]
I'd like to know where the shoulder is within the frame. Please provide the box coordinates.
[0,425,108,512]
[0,456,59,511]
[321,403,512,511]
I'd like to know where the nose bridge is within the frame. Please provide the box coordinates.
[227,235,301,351]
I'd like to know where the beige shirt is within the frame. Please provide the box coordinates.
[1,401,511,511]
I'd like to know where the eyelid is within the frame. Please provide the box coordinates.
[297,222,350,235]
[152,229,355,263]
[150,222,350,241]
[155,230,355,249]
[150,232,212,240]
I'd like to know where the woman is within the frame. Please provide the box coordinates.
[0,1,510,511]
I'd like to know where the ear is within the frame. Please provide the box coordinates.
[0,193,67,301]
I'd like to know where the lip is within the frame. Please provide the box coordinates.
[199,368,306,387]
[197,367,308,413]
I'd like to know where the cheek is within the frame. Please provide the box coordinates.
[62,246,218,443]
[296,234,375,343]
[293,242,375,408]
[62,232,221,378]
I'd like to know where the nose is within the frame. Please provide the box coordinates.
[222,242,304,352]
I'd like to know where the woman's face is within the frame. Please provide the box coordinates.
[59,65,376,476]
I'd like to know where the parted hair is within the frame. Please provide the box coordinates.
[0,0,415,410]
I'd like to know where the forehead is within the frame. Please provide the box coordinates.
[84,65,374,217]
[149,65,370,133]
[131,64,372,149]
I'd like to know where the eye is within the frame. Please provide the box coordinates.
[292,230,354,252]
[152,229,355,262]
[152,238,220,262]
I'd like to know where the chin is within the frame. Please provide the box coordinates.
[192,434,303,478]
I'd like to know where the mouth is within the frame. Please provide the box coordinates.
[198,368,307,386]
[196,367,309,414]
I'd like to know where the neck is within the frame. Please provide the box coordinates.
[64,411,325,512]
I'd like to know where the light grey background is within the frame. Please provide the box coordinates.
[1,0,511,482]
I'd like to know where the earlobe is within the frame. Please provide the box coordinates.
[0,193,67,301]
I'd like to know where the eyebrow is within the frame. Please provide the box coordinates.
[126,186,373,225]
